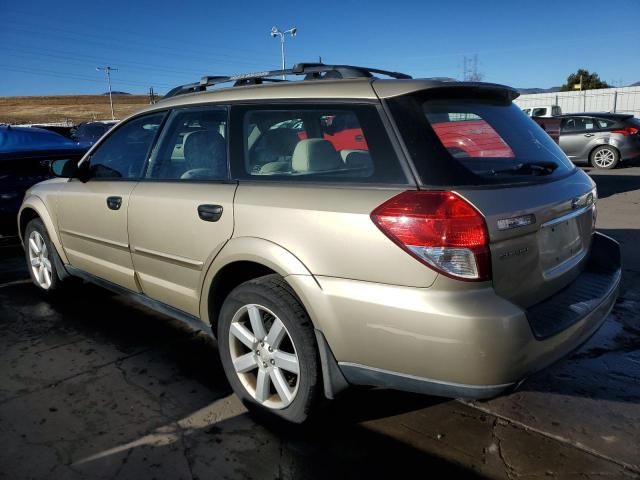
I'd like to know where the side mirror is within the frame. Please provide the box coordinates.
[50,158,78,178]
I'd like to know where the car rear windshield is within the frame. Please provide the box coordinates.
[388,92,575,186]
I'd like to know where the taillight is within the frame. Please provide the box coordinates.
[611,127,638,136]
[371,191,491,281]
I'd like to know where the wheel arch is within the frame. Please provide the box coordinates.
[18,196,68,264]
[200,236,349,399]
[199,237,317,332]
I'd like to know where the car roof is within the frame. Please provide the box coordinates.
[135,77,518,119]
[0,125,79,152]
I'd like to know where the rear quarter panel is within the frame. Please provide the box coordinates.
[232,183,438,287]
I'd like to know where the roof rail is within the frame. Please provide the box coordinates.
[162,63,412,99]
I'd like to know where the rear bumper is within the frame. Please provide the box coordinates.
[291,232,621,399]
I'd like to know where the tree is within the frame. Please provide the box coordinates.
[561,69,610,91]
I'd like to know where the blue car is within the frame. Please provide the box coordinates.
[0,126,88,236]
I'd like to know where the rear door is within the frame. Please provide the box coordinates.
[128,106,236,316]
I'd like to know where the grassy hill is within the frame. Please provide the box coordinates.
[0,95,154,124]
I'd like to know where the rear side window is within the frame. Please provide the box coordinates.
[230,104,407,184]
[388,93,574,186]
[595,118,616,129]
[532,107,547,116]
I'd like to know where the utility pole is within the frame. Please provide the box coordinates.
[270,26,297,79]
[96,66,118,120]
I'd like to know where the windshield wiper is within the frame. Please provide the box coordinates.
[488,161,558,176]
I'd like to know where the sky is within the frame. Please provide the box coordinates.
[1,0,639,96]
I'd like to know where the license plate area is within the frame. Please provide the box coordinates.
[538,209,590,279]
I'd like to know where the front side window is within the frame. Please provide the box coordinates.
[388,93,574,186]
[532,107,547,116]
[231,104,406,184]
[86,113,165,179]
[146,107,228,181]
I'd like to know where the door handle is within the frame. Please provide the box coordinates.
[583,133,594,137]
[106,196,122,210]
[198,204,223,222]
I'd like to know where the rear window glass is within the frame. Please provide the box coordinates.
[230,104,407,184]
[389,94,575,186]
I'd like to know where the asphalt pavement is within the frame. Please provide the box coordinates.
[1,163,639,479]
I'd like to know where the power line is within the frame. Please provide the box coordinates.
[1,65,172,91]
[1,24,269,68]
[2,11,272,59]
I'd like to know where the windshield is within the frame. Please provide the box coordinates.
[388,94,575,186]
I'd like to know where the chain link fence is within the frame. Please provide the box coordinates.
[514,86,640,117]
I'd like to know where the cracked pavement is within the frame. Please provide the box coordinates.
[1,163,639,479]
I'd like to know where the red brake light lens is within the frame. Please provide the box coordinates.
[611,127,639,136]
[371,191,491,281]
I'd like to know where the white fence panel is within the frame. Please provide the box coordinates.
[514,86,640,117]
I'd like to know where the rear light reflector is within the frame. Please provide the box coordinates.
[371,191,491,281]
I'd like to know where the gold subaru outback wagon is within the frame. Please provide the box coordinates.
[19,64,621,423]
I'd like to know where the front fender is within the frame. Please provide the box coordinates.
[18,195,68,264]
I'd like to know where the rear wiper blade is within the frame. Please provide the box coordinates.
[488,161,558,176]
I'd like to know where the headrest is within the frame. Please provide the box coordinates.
[183,130,226,169]
[292,139,342,173]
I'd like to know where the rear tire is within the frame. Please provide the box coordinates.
[24,218,65,294]
[217,274,321,424]
[590,145,619,169]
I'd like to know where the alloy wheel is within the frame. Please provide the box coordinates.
[593,148,616,168]
[228,304,300,409]
[28,231,53,289]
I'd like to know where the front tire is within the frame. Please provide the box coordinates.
[24,218,64,293]
[217,274,321,423]
[590,145,619,169]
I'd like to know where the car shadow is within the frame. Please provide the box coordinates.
[583,156,640,199]
[512,225,640,405]
[0,263,486,479]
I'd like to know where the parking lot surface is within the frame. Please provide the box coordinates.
[1,163,639,479]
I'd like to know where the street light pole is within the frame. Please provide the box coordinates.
[96,66,118,120]
[270,26,297,80]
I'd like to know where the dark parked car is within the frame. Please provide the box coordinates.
[71,121,118,147]
[0,126,87,236]
[558,113,640,169]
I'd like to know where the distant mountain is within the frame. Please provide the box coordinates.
[517,86,562,94]
[631,81,640,87]
[102,91,131,95]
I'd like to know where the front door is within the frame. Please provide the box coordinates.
[128,107,235,316]
[55,112,166,290]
